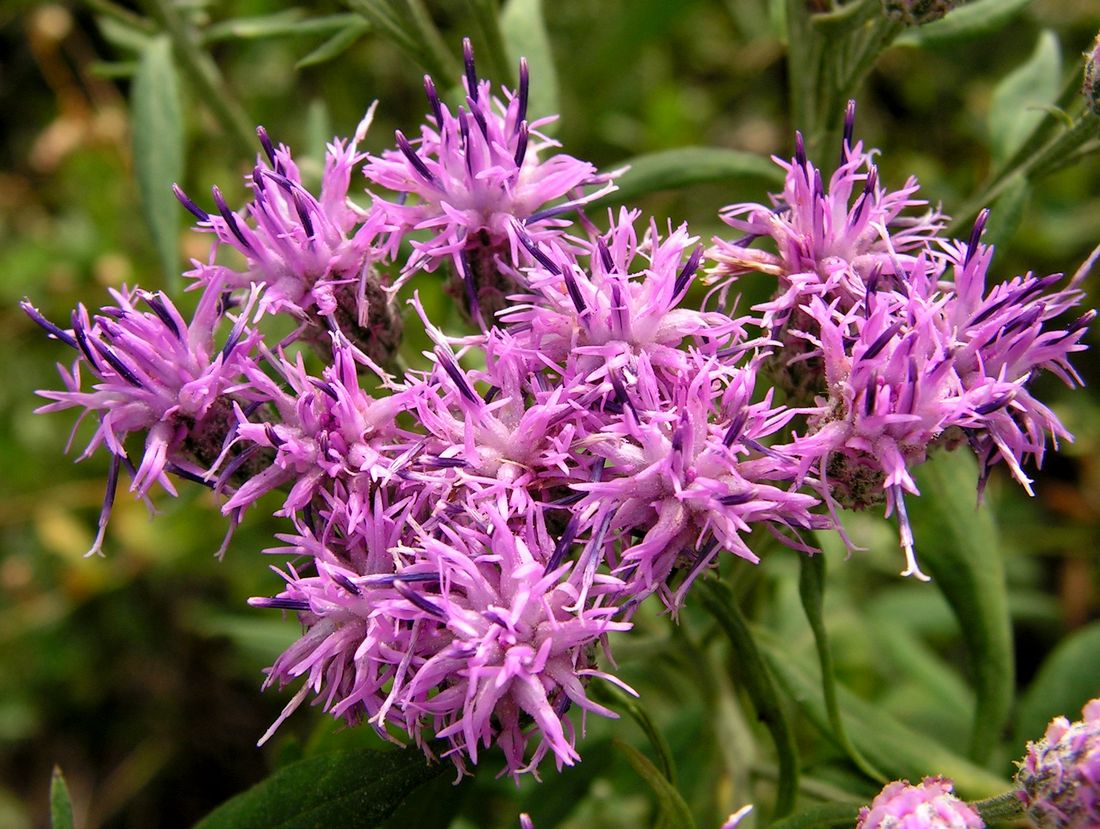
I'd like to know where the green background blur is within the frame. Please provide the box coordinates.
[2,2,1099,827]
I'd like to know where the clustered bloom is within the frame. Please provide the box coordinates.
[856,777,984,829]
[1016,698,1100,829]
[708,105,1093,578]
[24,45,1092,779]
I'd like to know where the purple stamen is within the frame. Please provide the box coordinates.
[423,75,444,126]
[562,266,586,314]
[172,184,210,222]
[513,120,528,169]
[718,491,754,506]
[140,292,182,340]
[310,378,339,400]
[395,130,439,188]
[597,239,615,273]
[722,411,748,448]
[394,579,446,618]
[92,340,143,388]
[841,99,856,165]
[211,186,254,253]
[463,37,478,101]
[965,209,990,267]
[863,320,904,360]
[795,131,807,168]
[256,126,277,166]
[517,228,561,275]
[334,573,361,595]
[21,300,78,350]
[516,58,529,128]
[263,423,286,447]
[436,349,479,405]
[250,597,310,611]
[673,247,702,299]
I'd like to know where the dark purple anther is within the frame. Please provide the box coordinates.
[795,131,807,168]
[21,300,78,350]
[165,463,215,488]
[544,516,579,574]
[250,597,311,611]
[851,167,877,226]
[394,580,446,618]
[214,444,260,491]
[263,423,286,447]
[718,491,754,506]
[221,312,249,359]
[975,394,1013,415]
[436,349,480,405]
[516,228,561,275]
[516,57,529,129]
[395,130,439,188]
[609,371,638,419]
[256,126,277,166]
[424,456,467,469]
[141,291,182,340]
[292,191,315,239]
[722,411,748,448]
[673,247,703,299]
[965,209,990,267]
[423,75,444,126]
[864,373,878,417]
[597,238,615,273]
[470,102,490,141]
[173,184,210,222]
[863,320,904,360]
[89,453,121,556]
[562,266,586,314]
[841,99,856,165]
[93,340,143,388]
[211,186,254,253]
[334,573,361,595]
[70,310,101,369]
[513,121,529,168]
[463,37,478,101]
[457,253,483,327]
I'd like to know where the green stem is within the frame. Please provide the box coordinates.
[403,0,461,81]
[140,0,255,157]
[697,578,799,819]
[798,554,886,783]
[973,790,1026,823]
[85,0,157,33]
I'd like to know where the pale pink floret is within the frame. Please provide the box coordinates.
[1017,698,1100,829]
[857,777,984,829]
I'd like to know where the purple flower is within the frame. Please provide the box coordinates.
[1016,698,1100,829]
[178,108,402,364]
[364,39,616,320]
[857,777,984,829]
[23,283,260,554]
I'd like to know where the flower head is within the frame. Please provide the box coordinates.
[857,777,984,829]
[1016,698,1100,829]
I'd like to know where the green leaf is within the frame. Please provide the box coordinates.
[501,0,559,125]
[296,20,371,69]
[988,31,1061,164]
[1015,620,1100,747]
[193,746,446,829]
[908,450,1013,765]
[613,740,696,829]
[895,0,1034,48]
[132,35,184,289]
[698,579,799,818]
[590,148,783,208]
[50,766,74,829]
[768,803,861,829]
[592,682,677,784]
[202,10,305,42]
[757,631,1009,800]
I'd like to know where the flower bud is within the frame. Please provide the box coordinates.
[1016,698,1100,829]
[1084,33,1100,116]
[857,777,984,829]
[881,0,958,26]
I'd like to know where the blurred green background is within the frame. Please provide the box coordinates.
[2,1,1099,827]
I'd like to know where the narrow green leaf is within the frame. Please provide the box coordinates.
[500,0,559,124]
[193,746,446,829]
[96,15,153,53]
[592,682,677,784]
[50,766,74,829]
[132,35,184,288]
[908,450,1013,765]
[1014,620,1100,747]
[590,148,783,209]
[983,175,1030,250]
[465,0,515,85]
[988,31,1061,164]
[613,740,696,829]
[757,631,1008,800]
[202,10,305,42]
[698,578,799,818]
[798,554,885,782]
[768,803,861,829]
[895,0,1034,48]
[296,20,371,69]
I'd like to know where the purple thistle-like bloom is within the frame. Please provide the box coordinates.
[1016,698,1100,829]
[857,777,984,829]
[365,39,616,319]
[178,108,402,364]
[23,284,260,554]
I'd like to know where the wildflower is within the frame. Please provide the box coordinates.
[856,777,984,829]
[365,39,616,321]
[22,283,260,554]
[1016,698,1100,829]
[178,107,403,365]
[1084,32,1100,118]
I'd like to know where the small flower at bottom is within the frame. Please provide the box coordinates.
[1016,698,1100,829]
[857,777,984,829]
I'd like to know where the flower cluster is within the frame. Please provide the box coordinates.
[1016,698,1100,829]
[708,106,1093,578]
[856,777,984,829]
[24,48,1092,778]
